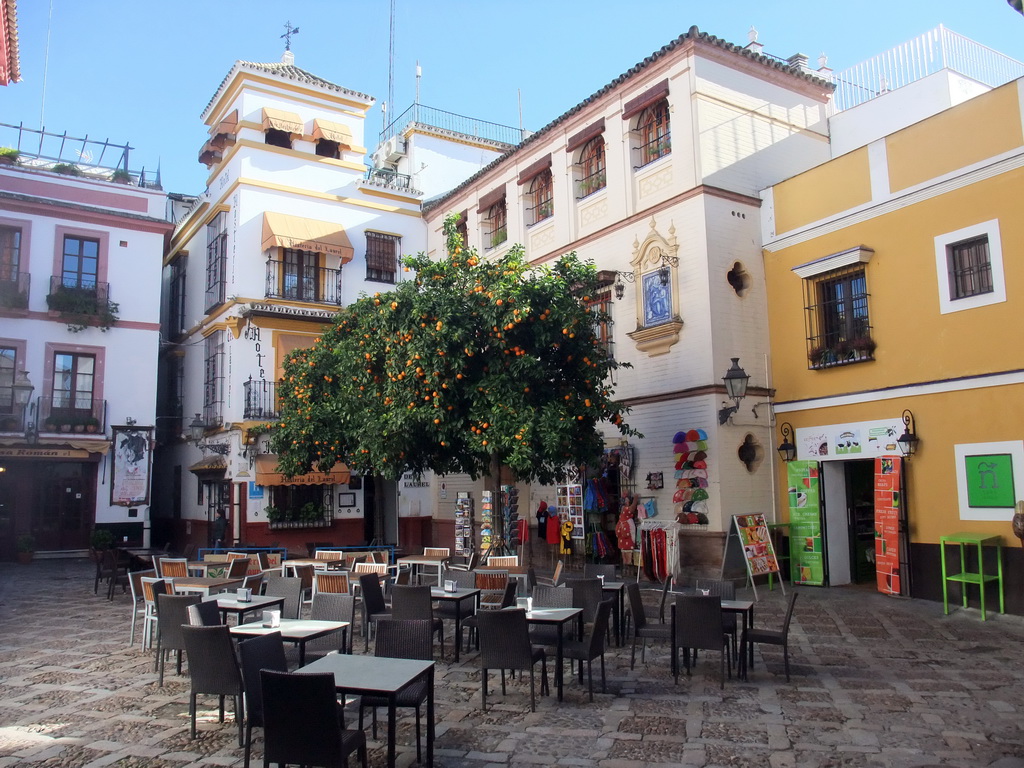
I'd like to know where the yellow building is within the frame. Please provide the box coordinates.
[763,75,1024,611]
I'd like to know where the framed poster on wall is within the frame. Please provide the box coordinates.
[111,426,152,506]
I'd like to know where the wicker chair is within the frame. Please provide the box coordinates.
[361,619,433,762]
[187,598,222,627]
[181,625,245,746]
[671,594,731,688]
[261,670,368,767]
[102,548,131,600]
[583,563,618,581]
[262,575,303,619]
[305,592,357,657]
[695,578,738,661]
[746,591,799,682]
[477,609,548,712]
[390,585,444,657]
[563,599,613,701]
[358,572,392,651]
[529,584,575,646]
[625,582,671,668]
[461,578,516,652]
[238,632,288,768]
[563,577,604,624]
[154,593,201,685]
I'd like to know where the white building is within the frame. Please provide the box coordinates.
[0,128,170,557]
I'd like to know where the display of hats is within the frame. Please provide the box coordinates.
[673,443,688,455]
[672,489,687,503]
[691,451,707,462]
[691,489,709,501]
[674,457,687,470]
[672,431,687,443]
[686,429,701,441]
[695,429,708,440]
[686,512,700,524]
[672,427,712,527]
[682,500,695,513]
[692,459,707,469]
[696,512,709,525]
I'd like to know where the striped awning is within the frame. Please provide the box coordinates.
[261,107,303,136]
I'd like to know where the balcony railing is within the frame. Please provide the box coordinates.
[380,103,525,147]
[0,407,27,433]
[46,277,117,331]
[244,378,281,420]
[831,26,1024,112]
[37,395,107,433]
[265,261,343,305]
[364,167,413,190]
[0,271,29,310]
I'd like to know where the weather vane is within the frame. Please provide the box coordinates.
[281,21,300,52]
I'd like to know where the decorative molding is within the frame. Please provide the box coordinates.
[792,245,874,278]
[638,165,673,199]
[627,318,684,356]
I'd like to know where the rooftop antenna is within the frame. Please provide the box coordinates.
[416,61,422,105]
[40,0,54,126]
[386,0,396,133]
[518,88,524,141]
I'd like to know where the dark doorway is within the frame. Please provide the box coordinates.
[35,461,95,551]
[845,460,875,584]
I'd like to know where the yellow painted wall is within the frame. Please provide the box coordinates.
[773,147,871,234]
[765,165,1024,406]
[887,83,1023,192]
[773,385,1024,545]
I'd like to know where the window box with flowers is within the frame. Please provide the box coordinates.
[808,335,876,369]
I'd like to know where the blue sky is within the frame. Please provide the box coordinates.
[4,0,1024,194]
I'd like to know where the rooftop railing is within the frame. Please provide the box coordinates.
[380,103,525,147]
[831,26,1024,112]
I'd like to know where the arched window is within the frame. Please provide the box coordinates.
[528,170,553,224]
[637,100,671,166]
[484,199,507,249]
[577,138,606,199]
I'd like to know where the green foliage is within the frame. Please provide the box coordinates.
[17,534,35,553]
[264,505,283,523]
[271,213,638,485]
[110,169,133,184]
[51,163,82,176]
[46,284,120,332]
[90,529,114,550]
[0,147,19,163]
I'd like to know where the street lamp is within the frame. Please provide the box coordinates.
[189,413,206,445]
[12,370,33,408]
[897,410,919,457]
[718,358,750,424]
[777,422,797,462]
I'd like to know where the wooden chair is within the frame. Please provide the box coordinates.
[226,557,252,580]
[486,555,519,568]
[127,568,155,646]
[423,547,450,557]
[313,571,351,595]
[475,569,509,609]
[157,557,189,579]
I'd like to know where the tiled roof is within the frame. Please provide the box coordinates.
[200,59,373,121]
[424,25,833,212]
[3,0,20,84]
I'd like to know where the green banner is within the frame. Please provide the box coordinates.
[787,460,825,586]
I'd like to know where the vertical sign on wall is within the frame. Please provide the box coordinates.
[874,456,902,596]
[787,460,825,585]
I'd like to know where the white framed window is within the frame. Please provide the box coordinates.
[935,220,1006,314]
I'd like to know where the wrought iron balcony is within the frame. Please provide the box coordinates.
[364,166,413,190]
[37,396,107,433]
[244,378,281,420]
[265,261,342,305]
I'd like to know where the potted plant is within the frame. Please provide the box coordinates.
[43,418,58,432]
[851,335,877,359]
[16,534,35,564]
[73,415,86,433]
[808,344,835,368]
[51,162,82,176]
[110,169,133,184]
[90,528,114,551]
[265,505,284,524]
[84,416,100,433]
[0,147,20,165]
[46,284,120,332]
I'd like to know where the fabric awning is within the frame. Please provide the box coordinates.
[254,455,350,486]
[189,455,227,475]
[262,107,303,136]
[215,109,239,136]
[311,118,354,147]
[261,212,354,263]
[198,141,222,167]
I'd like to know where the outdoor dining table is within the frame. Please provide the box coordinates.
[300,652,435,768]
[518,605,583,702]
[430,586,480,661]
[171,576,244,597]
[671,590,755,680]
[282,556,347,573]
[397,554,447,585]
[230,618,349,666]
[214,594,285,625]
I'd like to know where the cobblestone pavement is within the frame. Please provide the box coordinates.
[1,560,1023,767]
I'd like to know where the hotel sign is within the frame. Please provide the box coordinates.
[0,447,91,459]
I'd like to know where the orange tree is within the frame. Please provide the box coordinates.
[271,214,637,485]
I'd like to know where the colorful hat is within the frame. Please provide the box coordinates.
[672,431,687,443]
[691,489,709,501]
[692,459,707,470]
[691,451,707,462]
[686,429,701,441]
[672,489,687,503]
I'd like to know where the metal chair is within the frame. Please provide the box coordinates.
[362,619,433,762]
[241,572,264,596]
[746,591,799,682]
[181,625,245,746]
[671,594,731,688]
[477,609,548,712]
[139,577,167,650]
[261,669,368,767]
[625,582,671,668]
[390,585,444,657]
[154,592,201,685]
[127,568,155,645]
[583,563,618,581]
[563,599,613,701]
[238,632,288,768]
[226,556,252,580]
[533,560,565,587]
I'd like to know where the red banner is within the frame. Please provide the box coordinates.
[874,456,902,595]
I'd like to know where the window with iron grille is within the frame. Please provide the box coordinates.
[203,331,225,427]
[804,265,873,368]
[168,255,187,339]
[61,236,99,289]
[527,170,553,225]
[947,236,993,300]
[205,212,228,312]
[587,293,614,361]
[455,214,468,248]
[52,352,95,413]
[0,226,21,282]
[283,249,321,300]
[366,232,400,283]
[0,347,14,415]
[577,138,606,199]
[636,100,671,167]
[483,199,507,249]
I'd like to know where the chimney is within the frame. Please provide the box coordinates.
[282,50,295,66]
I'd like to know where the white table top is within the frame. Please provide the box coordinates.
[430,587,480,600]
[215,594,284,612]
[300,652,433,693]
[230,618,349,641]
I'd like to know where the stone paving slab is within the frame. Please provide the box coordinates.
[1,560,1023,767]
